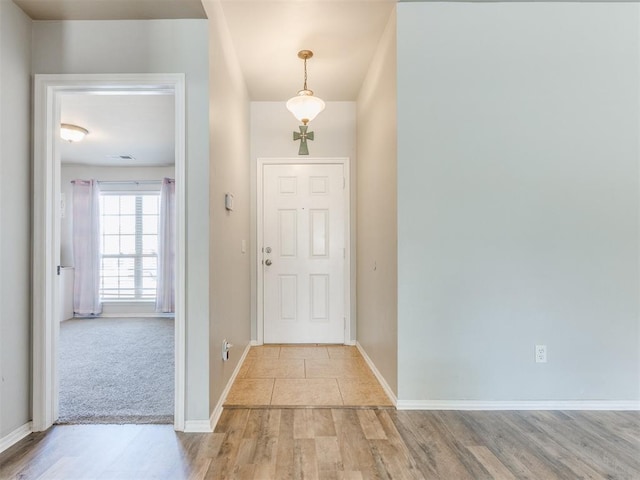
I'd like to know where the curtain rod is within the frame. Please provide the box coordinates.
[97,180,162,185]
[71,180,163,185]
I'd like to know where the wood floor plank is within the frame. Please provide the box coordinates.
[503,411,609,480]
[2,409,639,480]
[580,411,640,446]
[294,408,315,439]
[466,446,516,480]
[231,463,256,479]
[357,410,387,440]
[393,411,486,479]
[252,433,279,467]
[337,472,364,480]
[375,411,424,479]
[96,425,174,479]
[253,462,277,479]
[274,409,296,479]
[206,409,251,479]
[433,410,487,446]
[372,438,427,480]
[241,408,280,467]
[331,409,377,473]
[192,432,226,462]
[294,438,319,480]
[186,458,212,480]
[35,456,79,480]
[447,412,539,479]
[315,436,344,475]
[314,409,338,437]
[514,411,639,479]
[242,409,267,439]
[234,438,257,467]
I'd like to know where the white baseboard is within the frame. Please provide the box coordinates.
[355,342,397,407]
[208,343,252,432]
[0,422,32,454]
[183,420,214,433]
[344,340,356,346]
[396,400,640,411]
[250,340,260,346]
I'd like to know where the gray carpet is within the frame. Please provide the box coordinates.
[58,317,174,424]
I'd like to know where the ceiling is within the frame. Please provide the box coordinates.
[219,1,396,100]
[14,0,397,101]
[60,94,175,167]
[17,0,396,165]
[13,0,207,20]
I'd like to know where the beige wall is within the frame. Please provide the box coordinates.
[203,0,252,412]
[0,0,32,440]
[356,10,398,395]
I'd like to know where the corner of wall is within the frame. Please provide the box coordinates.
[355,7,398,396]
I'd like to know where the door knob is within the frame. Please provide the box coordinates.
[265,259,272,266]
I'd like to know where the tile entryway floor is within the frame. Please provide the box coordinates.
[224,345,393,407]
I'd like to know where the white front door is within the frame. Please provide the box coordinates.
[262,163,346,343]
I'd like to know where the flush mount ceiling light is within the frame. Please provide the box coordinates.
[60,123,88,142]
[286,50,325,125]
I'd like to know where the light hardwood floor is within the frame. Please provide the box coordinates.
[2,348,638,478]
[1,409,638,479]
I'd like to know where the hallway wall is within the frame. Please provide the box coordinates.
[397,2,639,404]
[356,10,398,396]
[204,0,252,416]
[32,18,211,423]
[0,0,32,442]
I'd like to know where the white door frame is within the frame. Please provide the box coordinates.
[32,73,187,431]
[256,157,351,345]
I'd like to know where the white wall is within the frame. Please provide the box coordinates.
[203,0,252,414]
[0,0,32,439]
[250,101,357,341]
[32,19,211,422]
[397,3,639,403]
[356,10,397,395]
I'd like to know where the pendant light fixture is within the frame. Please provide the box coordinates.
[60,123,89,142]
[286,50,325,125]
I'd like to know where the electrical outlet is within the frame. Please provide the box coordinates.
[535,344,547,363]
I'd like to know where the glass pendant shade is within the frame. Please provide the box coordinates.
[286,89,325,125]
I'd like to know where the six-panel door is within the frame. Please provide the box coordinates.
[262,163,345,343]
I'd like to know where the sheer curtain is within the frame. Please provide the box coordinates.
[72,179,102,316]
[156,178,176,313]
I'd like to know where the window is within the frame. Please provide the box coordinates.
[99,192,160,301]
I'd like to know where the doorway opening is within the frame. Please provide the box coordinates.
[33,74,186,431]
[57,91,176,423]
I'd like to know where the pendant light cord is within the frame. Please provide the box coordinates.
[303,57,308,91]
